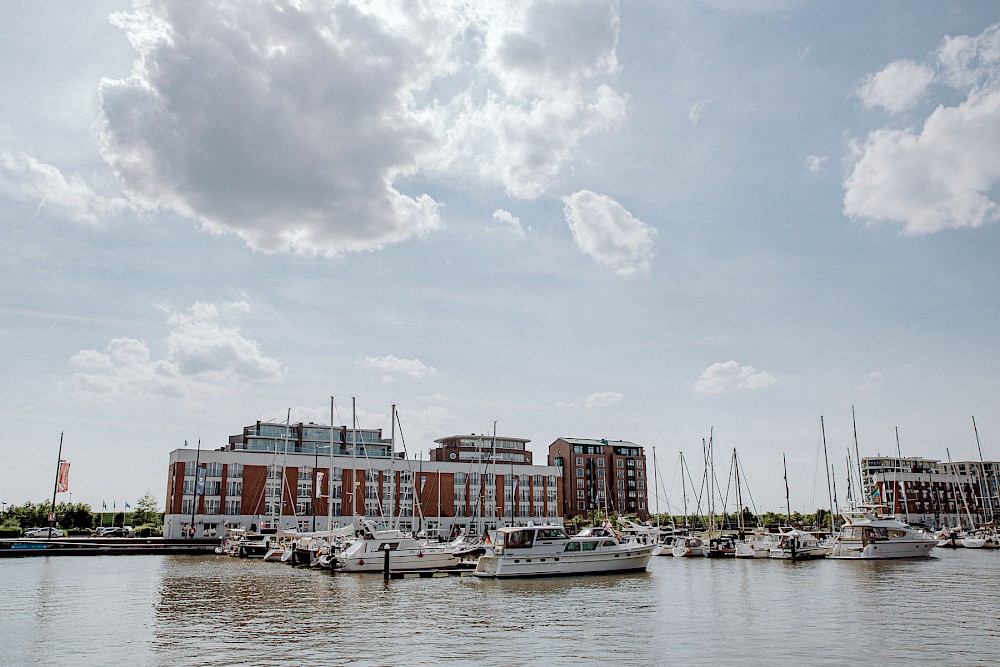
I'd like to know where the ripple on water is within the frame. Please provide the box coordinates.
[2,549,999,666]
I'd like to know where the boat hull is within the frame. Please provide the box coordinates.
[336,549,461,573]
[828,538,936,559]
[474,546,654,578]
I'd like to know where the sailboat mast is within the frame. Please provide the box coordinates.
[821,416,835,532]
[852,405,865,503]
[895,427,909,524]
[783,453,792,524]
[389,404,396,530]
[328,397,335,540]
[653,447,659,528]
[972,415,994,524]
[351,397,358,529]
[734,448,743,533]
[680,452,689,528]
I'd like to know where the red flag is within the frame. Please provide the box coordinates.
[57,461,70,492]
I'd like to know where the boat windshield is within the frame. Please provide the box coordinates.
[505,530,535,549]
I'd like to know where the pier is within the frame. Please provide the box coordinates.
[0,537,218,557]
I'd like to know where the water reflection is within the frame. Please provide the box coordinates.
[3,550,999,666]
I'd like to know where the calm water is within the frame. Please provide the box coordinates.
[2,549,998,666]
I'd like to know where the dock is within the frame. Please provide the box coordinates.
[0,537,218,557]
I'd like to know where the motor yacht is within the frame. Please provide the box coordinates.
[828,507,937,559]
[474,524,654,578]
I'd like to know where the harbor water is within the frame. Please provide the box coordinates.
[2,549,998,666]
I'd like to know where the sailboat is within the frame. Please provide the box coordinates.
[768,453,827,560]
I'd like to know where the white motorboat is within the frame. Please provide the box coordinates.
[334,520,462,573]
[827,507,937,559]
[474,524,655,578]
[768,529,827,560]
[671,535,708,558]
[734,531,780,558]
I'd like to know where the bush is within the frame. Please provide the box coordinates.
[136,525,162,537]
[0,528,22,538]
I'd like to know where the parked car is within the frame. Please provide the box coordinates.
[24,527,64,538]
[96,526,131,537]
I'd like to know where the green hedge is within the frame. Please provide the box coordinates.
[0,528,22,538]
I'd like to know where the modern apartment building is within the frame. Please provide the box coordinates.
[164,421,562,538]
[548,437,649,521]
[861,456,1000,528]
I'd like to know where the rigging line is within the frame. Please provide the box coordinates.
[734,450,763,527]
[393,408,427,528]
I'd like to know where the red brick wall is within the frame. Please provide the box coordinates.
[282,466,297,515]
[168,462,185,514]
[242,465,267,516]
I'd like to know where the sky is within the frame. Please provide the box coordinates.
[2,0,1000,516]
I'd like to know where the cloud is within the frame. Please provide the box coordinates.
[562,190,656,275]
[63,299,285,400]
[0,151,137,224]
[694,360,776,394]
[96,1,624,254]
[854,59,934,113]
[844,24,1000,234]
[583,391,624,408]
[688,99,708,125]
[364,355,438,382]
[490,208,526,237]
[805,155,828,172]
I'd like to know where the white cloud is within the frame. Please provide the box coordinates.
[694,360,776,394]
[845,24,1000,235]
[0,151,136,224]
[855,60,934,113]
[688,99,709,125]
[364,355,438,381]
[63,299,284,400]
[490,208,525,237]
[583,391,624,408]
[805,155,828,172]
[844,89,1000,234]
[96,1,624,254]
[562,190,656,275]
[937,23,1000,90]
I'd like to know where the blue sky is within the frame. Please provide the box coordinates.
[2,1,999,515]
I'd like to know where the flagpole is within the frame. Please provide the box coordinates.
[48,432,64,540]
[190,438,201,537]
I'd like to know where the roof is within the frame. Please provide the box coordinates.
[556,437,642,448]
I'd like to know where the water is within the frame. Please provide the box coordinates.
[1,550,998,666]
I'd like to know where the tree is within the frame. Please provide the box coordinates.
[132,491,162,527]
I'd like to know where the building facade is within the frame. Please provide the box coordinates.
[164,422,562,538]
[861,456,1000,528]
[430,434,532,464]
[548,438,650,521]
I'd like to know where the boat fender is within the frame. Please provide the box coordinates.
[418,552,424,558]
[358,558,364,565]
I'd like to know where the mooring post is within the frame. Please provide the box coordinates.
[383,544,390,581]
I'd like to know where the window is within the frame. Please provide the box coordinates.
[597,469,605,478]
[576,468,584,478]
[576,502,585,511]
[597,459,604,467]
[576,479,584,489]
[616,459,623,468]
[227,463,243,478]
[576,457,584,466]
[577,490,584,499]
